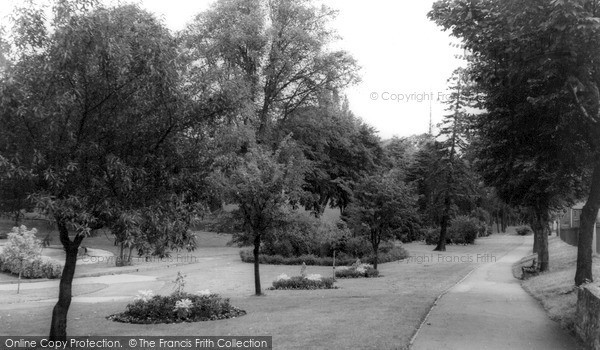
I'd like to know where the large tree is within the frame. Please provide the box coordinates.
[183,0,359,142]
[277,94,385,216]
[0,1,209,339]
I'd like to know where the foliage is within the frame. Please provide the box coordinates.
[0,156,34,224]
[277,97,385,215]
[271,274,336,290]
[108,291,246,324]
[516,226,533,236]
[184,0,359,141]
[344,171,419,268]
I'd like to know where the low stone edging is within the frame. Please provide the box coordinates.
[576,284,600,349]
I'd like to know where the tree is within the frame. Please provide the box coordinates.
[344,172,418,270]
[276,94,385,216]
[211,136,308,295]
[184,0,359,142]
[428,0,590,273]
[406,71,479,250]
[0,1,208,339]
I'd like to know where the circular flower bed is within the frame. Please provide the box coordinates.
[108,290,246,324]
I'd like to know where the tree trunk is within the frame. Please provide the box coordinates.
[501,210,507,233]
[372,241,380,270]
[435,195,451,252]
[531,208,550,272]
[49,220,83,341]
[496,215,500,234]
[576,163,600,285]
[253,233,262,296]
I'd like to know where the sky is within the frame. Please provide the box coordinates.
[0,0,460,139]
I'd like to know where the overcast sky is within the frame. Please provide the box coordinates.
[0,0,460,139]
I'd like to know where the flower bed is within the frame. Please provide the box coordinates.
[108,289,246,324]
[335,263,379,278]
[270,273,336,290]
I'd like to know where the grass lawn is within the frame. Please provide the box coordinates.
[0,234,523,349]
[513,235,600,336]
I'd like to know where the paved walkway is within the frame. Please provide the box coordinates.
[410,237,583,350]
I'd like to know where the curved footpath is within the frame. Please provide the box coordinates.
[410,236,583,350]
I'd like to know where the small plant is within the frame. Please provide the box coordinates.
[172,271,186,295]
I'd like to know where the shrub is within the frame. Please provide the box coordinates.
[240,246,408,266]
[0,225,61,278]
[516,226,532,236]
[335,264,379,278]
[108,290,246,324]
[424,216,486,245]
[423,227,440,245]
[0,254,62,279]
[261,212,352,258]
[270,274,335,290]
[448,216,481,244]
[2,225,41,261]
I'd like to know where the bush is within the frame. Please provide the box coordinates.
[270,274,335,290]
[261,213,352,258]
[516,226,532,236]
[424,216,486,245]
[0,255,62,279]
[108,290,246,324]
[423,227,440,245]
[448,216,481,244]
[335,263,379,278]
[240,246,409,266]
[0,225,61,278]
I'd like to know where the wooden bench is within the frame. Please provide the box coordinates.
[521,258,538,279]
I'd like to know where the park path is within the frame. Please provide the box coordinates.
[410,236,582,350]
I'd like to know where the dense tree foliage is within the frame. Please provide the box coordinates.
[429,0,592,275]
[0,0,215,339]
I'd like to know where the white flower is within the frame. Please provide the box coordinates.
[196,289,211,296]
[134,290,154,302]
[306,274,322,281]
[356,266,366,274]
[276,273,290,281]
[174,298,193,310]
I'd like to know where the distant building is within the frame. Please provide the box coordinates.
[558,202,600,255]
